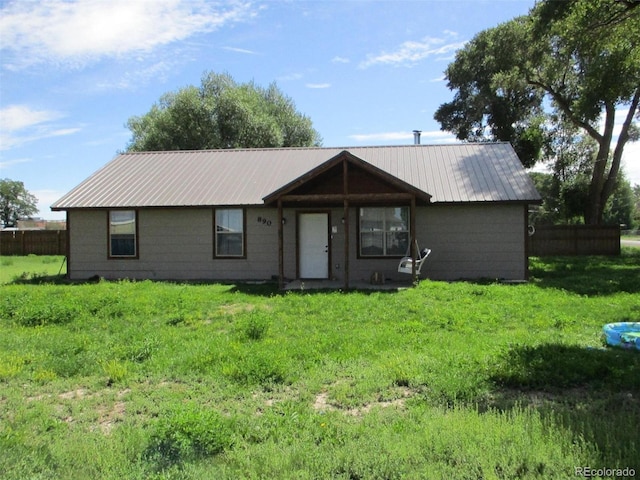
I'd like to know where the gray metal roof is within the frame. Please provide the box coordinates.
[51,143,541,210]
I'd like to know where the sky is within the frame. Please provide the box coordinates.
[1,0,639,221]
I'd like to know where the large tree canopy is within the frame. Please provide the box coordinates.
[126,72,322,152]
[0,178,38,227]
[435,0,640,224]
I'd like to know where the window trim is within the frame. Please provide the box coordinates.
[107,209,139,259]
[357,206,410,259]
[213,207,246,259]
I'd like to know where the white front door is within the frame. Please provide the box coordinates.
[299,213,329,279]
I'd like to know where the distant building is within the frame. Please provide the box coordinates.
[15,219,67,230]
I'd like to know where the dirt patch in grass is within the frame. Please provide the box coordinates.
[313,387,415,416]
[27,386,132,434]
[218,303,256,315]
[252,386,301,415]
[27,388,90,402]
[95,399,126,434]
[59,388,90,400]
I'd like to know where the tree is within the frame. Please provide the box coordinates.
[528,172,562,224]
[0,179,38,227]
[434,19,547,168]
[435,0,640,224]
[604,172,635,228]
[632,184,640,229]
[126,72,322,152]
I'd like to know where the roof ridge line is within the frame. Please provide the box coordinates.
[120,142,508,156]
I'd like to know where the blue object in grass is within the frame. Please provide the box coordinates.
[603,322,640,351]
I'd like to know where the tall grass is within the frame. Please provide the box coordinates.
[0,251,639,478]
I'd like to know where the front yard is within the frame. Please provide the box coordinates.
[1,251,639,479]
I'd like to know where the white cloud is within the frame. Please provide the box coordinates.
[0,104,80,150]
[93,61,173,91]
[0,0,255,69]
[332,56,350,64]
[0,128,81,151]
[359,34,466,69]
[48,128,83,137]
[419,131,459,141]
[278,72,303,82]
[306,83,331,89]
[222,46,259,55]
[0,157,32,169]
[349,132,411,142]
[348,130,457,143]
[0,105,63,132]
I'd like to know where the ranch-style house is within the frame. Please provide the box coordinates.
[52,143,541,288]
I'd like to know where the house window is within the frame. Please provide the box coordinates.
[359,207,409,257]
[109,210,137,258]
[215,208,245,257]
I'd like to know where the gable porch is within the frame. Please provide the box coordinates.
[263,151,431,289]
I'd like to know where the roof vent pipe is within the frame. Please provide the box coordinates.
[413,130,421,145]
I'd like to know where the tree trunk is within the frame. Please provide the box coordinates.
[585,103,615,225]
[586,91,640,224]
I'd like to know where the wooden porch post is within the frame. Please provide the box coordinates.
[343,199,349,290]
[343,158,350,290]
[524,204,530,281]
[65,210,70,279]
[410,195,417,284]
[277,199,284,289]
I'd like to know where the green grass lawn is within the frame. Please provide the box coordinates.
[1,252,639,479]
[0,254,66,284]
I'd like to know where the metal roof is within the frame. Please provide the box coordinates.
[51,143,541,210]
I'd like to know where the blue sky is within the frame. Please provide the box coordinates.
[1,0,638,220]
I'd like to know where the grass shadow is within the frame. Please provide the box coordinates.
[7,273,68,285]
[228,282,284,297]
[487,343,640,470]
[229,282,408,297]
[491,343,640,392]
[529,248,640,296]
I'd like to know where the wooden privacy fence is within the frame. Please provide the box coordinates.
[0,230,67,256]
[529,225,620,256]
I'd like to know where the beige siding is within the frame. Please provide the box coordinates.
[330,204,527,282]
[68,210,107,279]
[68,204,527,282]
[419,204,526,280]
[69,208,288,281]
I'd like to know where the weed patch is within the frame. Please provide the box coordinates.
[222,343,290,386]
[236,311,270,341]
[146,403,233,469]
[100,360,130,385]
